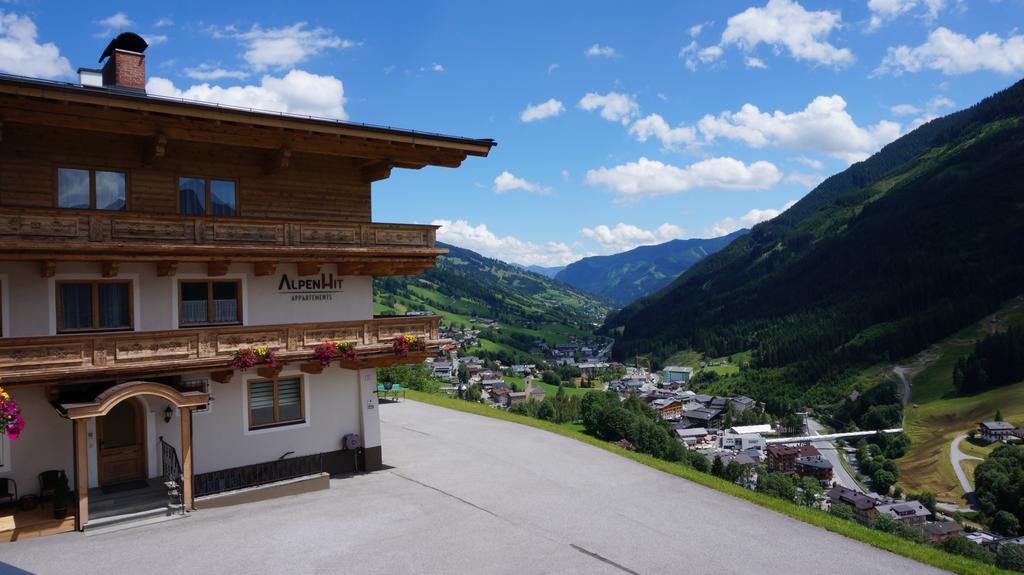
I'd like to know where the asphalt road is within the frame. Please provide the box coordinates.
[949,433,982,509]
[807,417,861,491]
[0,401,948,575]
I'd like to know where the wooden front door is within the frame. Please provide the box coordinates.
[97,400,145,486]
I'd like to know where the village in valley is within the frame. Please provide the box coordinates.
[414,313,1024,554]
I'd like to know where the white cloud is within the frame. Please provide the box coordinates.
[144,34,168,46]
[154,17,174,28]
[720,0,854,67]
[493,171,552,195]
[427,63,445,73]
[214,22,358,71]
[433,219,579,267]
[785,171,826,189]
[184,64,250,80]
[708,200,797,236]
[794,156,825,170]
[876,27,1024,76]
[698,45,724,63]
[890,103,921,116]
[0,11,72,79]
[867,0,948,30]
[547,63,559,74]
[581,223,688,253]
[628,113,698,150]
[697,95,901,163]
[95,12,133,37]
[147,70,347,119]
[585,157,782,199]
[585,43,618,58]
[578,92,640,125]
[520,98,565,122]
[890,95,957,128]
[560,169,571,181]
[690,22,711,38]
[745,56,767,69]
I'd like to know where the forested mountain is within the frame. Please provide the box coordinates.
[608,78,1024,403]
[555,230,747,306]
[375,243,610,362]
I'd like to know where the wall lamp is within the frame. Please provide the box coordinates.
[164,405,174,423]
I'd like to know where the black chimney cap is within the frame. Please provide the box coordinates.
[99,32,149,62]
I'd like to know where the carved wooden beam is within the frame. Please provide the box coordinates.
[360,160,393,183]
[207,261,230,277]
[101,261,120,278]
[40,260,56,278]
[299,361,324,375]
[144,132,168,165]
[253,262,278,276]
[296,262,321,276]
[156,261,178,277]
[210,370,234,384]
[264,146,292,175]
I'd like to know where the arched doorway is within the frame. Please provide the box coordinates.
[96,398,145,486]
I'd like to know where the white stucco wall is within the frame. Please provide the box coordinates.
[193,365,377,474]
[0,386,73,494]
[0,261,373,337]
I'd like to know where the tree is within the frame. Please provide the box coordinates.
[995,409,1004,422]
[829,502,854,521]
[975,444,1024,534]
[871,513,900,534]
[798,476,823,507]
[993,510,1021,537]
[935,536,995,565]
[759,473,797,502]
[909,491,937,514]
[872,469,896,496]
[542,370,561,386]
[457,364,469,385]
[724,460,744,483]
[996,544,1024,572]
[711,455,725,478]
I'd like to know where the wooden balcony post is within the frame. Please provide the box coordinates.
[74,418,89,530]
[180,407,194,511]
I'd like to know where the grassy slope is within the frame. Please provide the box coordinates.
[897,297,1024,502]
[405,390,1010,575]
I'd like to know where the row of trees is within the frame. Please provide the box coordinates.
[975,444,1024,536]
[954,325,1024,394]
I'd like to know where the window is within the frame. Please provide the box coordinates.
[179,280,241,326]
[58,168,126,210]
[56,280,132,333]
[179,177,236,216]
[248,378,304,429]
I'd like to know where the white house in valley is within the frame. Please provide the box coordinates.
[0,32,493,537]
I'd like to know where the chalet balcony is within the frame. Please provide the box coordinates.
[0,207,445,277]
[0,315,443,385]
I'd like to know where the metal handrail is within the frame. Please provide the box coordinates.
[158,436,185,513]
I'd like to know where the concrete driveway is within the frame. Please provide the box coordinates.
[0,400,947,575]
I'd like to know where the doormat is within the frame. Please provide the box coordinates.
[100,480,148,495]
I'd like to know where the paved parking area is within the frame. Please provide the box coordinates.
[0,400,946,574]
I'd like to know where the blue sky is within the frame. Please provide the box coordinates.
[3,0,1023,266]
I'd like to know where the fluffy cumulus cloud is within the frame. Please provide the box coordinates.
[585,43,618,58]
[876,27,1024,76]
[719,0,854,67]
[184,64,250,80]
[580,223,688,253]
[520,98,565,122]
[585,157,782,199]
[211,22,358,71]
[890,95,956,129]
[492,171,552,195]
[578,92,640,125]
[628,114,698,150]
[867,0,947,30]
[433,219,578,267]
[147,70,347,119]
[0,11,72,78]
[95,12,133,37]
[697,95,901,163]
[708,201,797,237]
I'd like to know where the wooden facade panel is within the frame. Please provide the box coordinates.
[210,221,284,244]
[302,327,362,346]
[374,323,431,342]
[0,342,88,369]
[111,218,192,241]
[296,224,360,246]
[214,330,289,354]
[113,336,198,362]
[0,124,372,224]
[367,227,430,247]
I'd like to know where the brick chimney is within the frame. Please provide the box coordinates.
[99,32,149,92]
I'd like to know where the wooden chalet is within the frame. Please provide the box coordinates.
[0,32,494,536]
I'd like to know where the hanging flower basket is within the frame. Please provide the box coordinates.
[313,341,359,366]
[231,346,281,372]
[392,334,425,357]
[0,386,25,440]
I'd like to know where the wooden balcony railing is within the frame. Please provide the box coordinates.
[0,207,443,268]
[0,315,442,385]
